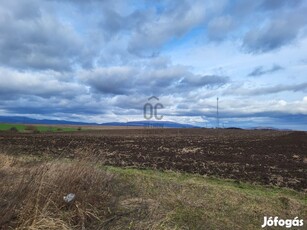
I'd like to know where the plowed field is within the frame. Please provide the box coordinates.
[1,128,306,190]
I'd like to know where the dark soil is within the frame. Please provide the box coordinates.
[0,128,306,191]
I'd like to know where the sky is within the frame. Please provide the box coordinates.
[0,0,307,130]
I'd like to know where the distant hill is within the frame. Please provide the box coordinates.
[102,120,198,128]
[250,126,292,131]
[225,127,243,130]
[0,116,97,125]
[0,116,197,128]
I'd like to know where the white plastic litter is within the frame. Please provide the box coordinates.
[63,193,76,203]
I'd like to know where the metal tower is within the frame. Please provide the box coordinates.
[217,97,219,128]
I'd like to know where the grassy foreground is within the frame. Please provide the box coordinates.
[0,153,306,229]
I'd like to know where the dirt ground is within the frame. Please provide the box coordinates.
[0,128,306,191]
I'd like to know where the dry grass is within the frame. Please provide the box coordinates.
[0,154,122,229]
[106,167,307,230]
[0,153,306,230]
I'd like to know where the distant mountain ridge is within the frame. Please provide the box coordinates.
[249,126,292,131]
[0,116,198,128]
[0,116,97,125]
[102,120,198,128]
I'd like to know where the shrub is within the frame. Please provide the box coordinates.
[24,125,41,134]
[9,127,18,132]
[25,125,37,131]
[33,129,40,134]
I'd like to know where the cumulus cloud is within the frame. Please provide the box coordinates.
[127,0,206,57]
[0,0,94,71]
[1,95,105,116]
[0,68,87,99]
[242,7,307,53]
[79,66,137,95]
[79,65,229,96]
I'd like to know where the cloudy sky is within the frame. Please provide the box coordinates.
[1,0,307,129]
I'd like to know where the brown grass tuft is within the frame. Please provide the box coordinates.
[0,155,120,229]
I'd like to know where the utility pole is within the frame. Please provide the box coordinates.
[217,97,219,129]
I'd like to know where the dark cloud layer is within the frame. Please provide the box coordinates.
[80,66,229,96]
[0,0,96,71]
[259,0,303,11]
[248,64,284,77]
[179,75,229,88]
[227,82,307,96]
[248,83,307,95]
[0,0,306,71]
